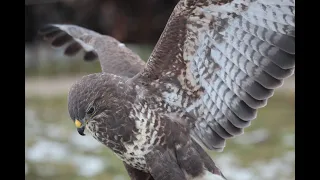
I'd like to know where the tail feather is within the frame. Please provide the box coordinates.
[191,139,227,180]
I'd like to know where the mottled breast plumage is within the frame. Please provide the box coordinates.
[69,74,166,171]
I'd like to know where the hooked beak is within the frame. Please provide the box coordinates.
[75,119,86,136]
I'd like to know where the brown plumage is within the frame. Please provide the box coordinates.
[39,24,145,77]
[39,0,295,179]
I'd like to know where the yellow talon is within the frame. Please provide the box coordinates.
[75,119,82,128]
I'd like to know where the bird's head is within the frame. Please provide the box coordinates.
[67,73,123,136]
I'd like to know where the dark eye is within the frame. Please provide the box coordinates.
[87,107,95,115]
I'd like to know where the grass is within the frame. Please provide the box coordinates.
[25,90,294,180]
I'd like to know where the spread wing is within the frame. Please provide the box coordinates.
[38,24,145,78]
[133,0,295,151]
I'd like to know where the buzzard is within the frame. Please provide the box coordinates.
[39,0,295,179]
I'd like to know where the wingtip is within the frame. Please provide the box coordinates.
[38,24,62,41]
[64,42,82,56]
[38,24,57,35]
[51,33,73,47]
[84,51,98,61]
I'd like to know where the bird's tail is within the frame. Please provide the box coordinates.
[191,139,227,180]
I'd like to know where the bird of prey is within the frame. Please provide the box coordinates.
[39,0,295,179]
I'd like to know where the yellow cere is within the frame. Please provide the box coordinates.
[75,119,82,128]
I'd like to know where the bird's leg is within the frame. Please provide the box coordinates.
[145,146,187,180]
[123,162,154,180]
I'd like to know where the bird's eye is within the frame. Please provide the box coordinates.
[87,107,95,115]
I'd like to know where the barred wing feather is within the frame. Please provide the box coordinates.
[39,24,145,78]
[135,0,295,151]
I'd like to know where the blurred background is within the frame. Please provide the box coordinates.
[25,0,295,180]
